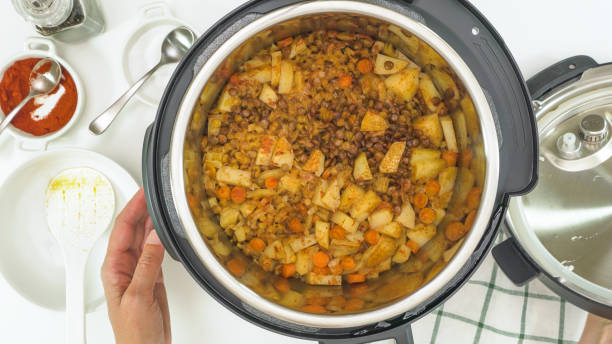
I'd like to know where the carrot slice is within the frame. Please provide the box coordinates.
[273,277,291,293]
[226,258,246,277]
[338,74,353,88]
[264,176,279,189]
[418,207,436,224]
[466,187,481,210]
[341,257,356,271]
[216,185,231,200]
[442,150,458,166]
[424,180,441,197]
[348,283,369,297]
[406,240,420,254]
[277,36,293,48]
[282,263,296,278]
[306,296,329,306]
[345,298,365,311]
[413,193,428,209]
[230,186,247,203]
[249,238,266,252]
[313,251,330,268]
[357,59,373,74]
[347,273,366,284]
[445,221,466,241]
[288,217,304,233]
[460,148,473,167]
[313,266,331,275]
[364,230,380,245]
[464,210,477,230]
[330,225,346,240]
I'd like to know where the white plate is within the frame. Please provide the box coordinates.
[0,149,138,312]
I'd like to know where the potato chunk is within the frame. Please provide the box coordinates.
[395,202,416,229]
[392,244,412,264]
[321,178,342,211]
[278,61,294,94]
[410,148,441,163]
[303,149,325,176]
[339,184,365,212]
[374,54,409,75]
[379,141,406,173]
[419,72,445,113]
[438,166,458,195]
[413,113,443,147]
[379,222,403,239]
[271,136,294,169]
[331,212,356,233]
[264,240,285,260]
[368,208,393,229]
[259,83,278,108]
[256,135,277,166]
[384,68,420,102]
[350,190,382,222]
[216,166,252,187]
[439,115,458,152]
[363,236,397,267]
[315,221,330,249]
[279,174,301,193]
[219,208,240,228]
[360,110,389,132]
[411,159,446,182]
[305,273,342,286]
[270,51,282,86]
[289,235,317,252]
[215,89,239,112]
[353,152,373,182]
[238,66,272,83]
[407,224,436,247]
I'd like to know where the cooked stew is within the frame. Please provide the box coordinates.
[190,25,484,314]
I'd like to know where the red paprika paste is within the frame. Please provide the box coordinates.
[0,58,78,136]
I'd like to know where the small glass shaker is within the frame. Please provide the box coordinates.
[12,0,105,42]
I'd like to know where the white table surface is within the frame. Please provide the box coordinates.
[0,0,610,343]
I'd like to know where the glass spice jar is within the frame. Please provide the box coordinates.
[12,0,105,42]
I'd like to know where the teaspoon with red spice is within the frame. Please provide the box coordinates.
[0,58,61,135]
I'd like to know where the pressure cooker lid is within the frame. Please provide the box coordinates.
[507,61,612,307]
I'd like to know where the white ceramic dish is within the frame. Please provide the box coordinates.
[122,1,198,107]
[0,149,138,312]
[0,37,85,150]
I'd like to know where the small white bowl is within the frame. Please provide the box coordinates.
[122,2,198,107]
[0,37,84,150]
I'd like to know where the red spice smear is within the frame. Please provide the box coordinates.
[0,58,78,136]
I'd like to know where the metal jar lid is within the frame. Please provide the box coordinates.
[506,60,612,310]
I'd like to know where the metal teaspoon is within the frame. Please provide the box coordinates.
[89,26,197,135]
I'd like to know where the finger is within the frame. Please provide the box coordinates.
[126,230,165,297]
[154,281,171,344]
[107,189,148,254]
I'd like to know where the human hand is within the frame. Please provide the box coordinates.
[579,313,612,344]
[101,189,171,344]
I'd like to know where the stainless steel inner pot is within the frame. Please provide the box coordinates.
[168,1,500,328]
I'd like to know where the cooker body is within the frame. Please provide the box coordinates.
[143,0,537,342]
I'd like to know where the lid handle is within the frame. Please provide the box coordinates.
[492,234,539,286]
[527,55,599,100]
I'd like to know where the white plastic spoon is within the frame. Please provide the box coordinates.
[46,167,116,344]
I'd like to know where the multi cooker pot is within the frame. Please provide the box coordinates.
[143,0,539,342]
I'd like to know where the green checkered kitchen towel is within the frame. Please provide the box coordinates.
[412,233,588,344]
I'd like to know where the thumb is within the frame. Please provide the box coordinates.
[127,230,165,297]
